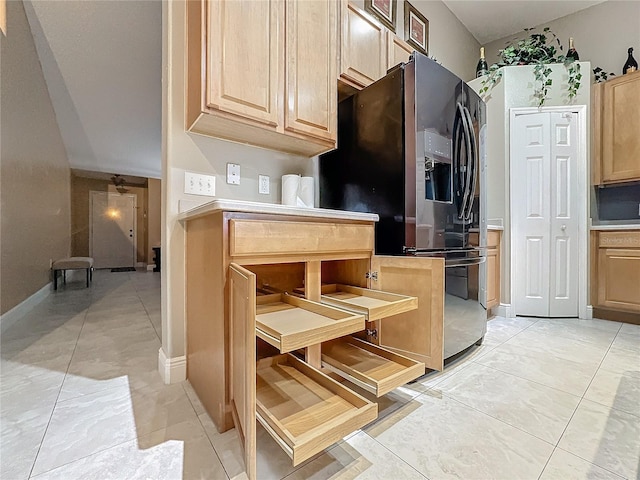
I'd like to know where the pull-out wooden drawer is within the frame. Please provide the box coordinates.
[256,354,377,466]
[256,293,364,352]
[321,336,425,396]
[229,219,374,257]
[318,284,417,321]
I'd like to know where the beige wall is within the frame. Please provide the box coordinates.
[351,0,480,81]
[147,178,161,266]
[485,1,640,81]
[70,175,148,264]
[0,0,71,315]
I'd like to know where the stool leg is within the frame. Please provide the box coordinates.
[54,270,57,291]
[90,267,93,282]
[86,268,90,288]
[63,270,66,285]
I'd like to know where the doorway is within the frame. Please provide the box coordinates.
[90,191,137,268]
[510,107,588,318]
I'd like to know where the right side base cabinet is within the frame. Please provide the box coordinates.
[593,71,640,184]
[591,231,640,322]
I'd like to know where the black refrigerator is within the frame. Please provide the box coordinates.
[320,52,488,359]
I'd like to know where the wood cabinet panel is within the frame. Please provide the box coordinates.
[370,255,444,371]
[597,248,640,312]
[187,0,336,157]
[597,71,640,183]
[387,32,413,71]
[339,1,386,89]
[285,0,337,141]
[207,0,282,125]
[229,220,374,257]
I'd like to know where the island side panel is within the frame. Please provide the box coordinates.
[186,211,233,432]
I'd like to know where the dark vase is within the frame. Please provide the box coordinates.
[623,47,638,74]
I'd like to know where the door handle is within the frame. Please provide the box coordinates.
[561,225,567,231]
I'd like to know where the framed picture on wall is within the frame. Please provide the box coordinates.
[365,0,397,33]
[404,1,428,55]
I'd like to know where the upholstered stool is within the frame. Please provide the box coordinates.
[52,257,94,290]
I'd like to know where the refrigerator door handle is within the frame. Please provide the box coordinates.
[452,104,465,219]
[458,103,474,221]
[462,105,478,221]
[404,246,488,255]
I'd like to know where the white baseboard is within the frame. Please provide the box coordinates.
[136,262,146,268]
[158,348,186,384]
[146,264,156,272]
[1,282,51,333]
[585,305,593,320]
[493,303,514,318]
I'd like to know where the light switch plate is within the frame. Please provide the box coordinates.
[227,163,240,185]
[258,175,270,194]
[184,171,216,197]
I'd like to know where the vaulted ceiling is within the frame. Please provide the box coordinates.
[23,0,605,180]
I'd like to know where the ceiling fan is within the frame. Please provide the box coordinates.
[110,174,129,193]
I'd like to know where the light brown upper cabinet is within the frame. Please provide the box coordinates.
[187,0,337,157]
[593,71,640,184]
[339,1,387,89]
[387,32,413,71]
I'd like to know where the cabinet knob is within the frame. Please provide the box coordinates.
[561,224,567,231]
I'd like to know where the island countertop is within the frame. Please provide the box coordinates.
[177,199,379,223]
[590,224,640,231]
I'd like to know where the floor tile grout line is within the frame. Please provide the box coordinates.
[552,445,629,479]
[536,446,557,480]
[130,272,162,342]
[26,299,91,479]
[434,391,558,448]
[359,430,431,479]
[467,360,589,399]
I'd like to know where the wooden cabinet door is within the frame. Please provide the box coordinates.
[597,249,640,312]
[370,256,445,371]
[602,72,640,183]
[229,263,257,480]
[387,32,413,71]
[339,1,386,89]
[207,0,283,126]
[285,0,337,143]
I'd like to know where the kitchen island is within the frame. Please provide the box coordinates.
[180,199,444,479]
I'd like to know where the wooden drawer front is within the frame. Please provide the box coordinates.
[256,354,377,466]
[598,231,640,248]
[229,220,374,257]
[319,284,418,321]
[598,249,640,312]
[321,336,425,397]
[256,294,364,352]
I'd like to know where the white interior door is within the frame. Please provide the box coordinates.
[90,191,137,268]
[512,111,579,317]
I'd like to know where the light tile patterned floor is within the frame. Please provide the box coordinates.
[1,270,639,479]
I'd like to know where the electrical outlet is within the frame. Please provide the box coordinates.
[226,163,240,185]
[184,171,216,197]
[258,175,270,194]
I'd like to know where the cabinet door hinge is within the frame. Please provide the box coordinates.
[365,271,378,281]
[366,328,378,339]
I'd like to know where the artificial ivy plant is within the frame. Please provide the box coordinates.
[479,27,582,107]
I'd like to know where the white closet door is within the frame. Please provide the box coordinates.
[512,113,552,317]
[512,111,580,318]
[549,112,579,316]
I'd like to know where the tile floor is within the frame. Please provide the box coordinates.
[1,270,639,479]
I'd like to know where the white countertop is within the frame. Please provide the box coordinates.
[177,199,379,223]
[488,225,504,231]
[590,224,640,231]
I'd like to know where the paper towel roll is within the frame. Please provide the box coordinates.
[281,174,300,206]
[298,176,314,208]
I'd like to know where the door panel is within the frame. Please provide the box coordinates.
[512,112,579,317]
[229,263,256,480]
[207,0,281,125]
[90,192,136,269]
[513,113,551,316]
[549,112,579,316]
[370,256,444,371]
